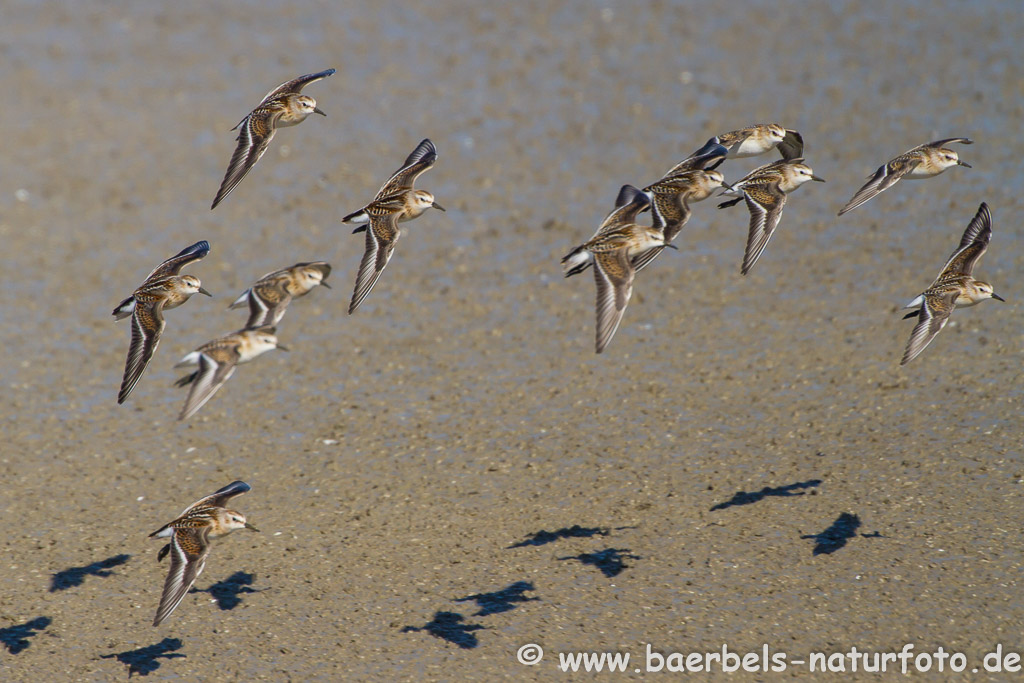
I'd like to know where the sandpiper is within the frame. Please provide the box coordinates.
[230,261,332,328]
[562,187,671,353]
[900,202,1003,365]
[211,68,335,209]
[342,138,444,314]
[633,168,726,271]
[718,158,824,275]
[174,325,286,420]
[150,481,259,626]
[838,138,972,216]
[113,240,212,404]
[695,123,804,161]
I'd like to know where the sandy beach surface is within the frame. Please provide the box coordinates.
[1,1,1022,680]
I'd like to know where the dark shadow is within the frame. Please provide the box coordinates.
[101,638,185,677]
[508,525,611,548]
[191,571,263,611]
[50,554,131,592]
[401,611,485,649]
[710,479,822,511]
[0,617,51,654]
[558,548,640,577]
[455,581,539,616]
[801,513,862,555]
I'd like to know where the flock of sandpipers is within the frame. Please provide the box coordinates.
[110,69,1003,627]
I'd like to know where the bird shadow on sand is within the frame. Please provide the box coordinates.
[802,513,882,555]
[0,617,51,655]
[710,479,822,511]
[404,581,539,648]
[191,571,264,611]
[100,638,185,677]
[558,548,641,578]
[455,581,539,617]
[50,554,131,592]
[401,612,486,649]
[507,524,636,548]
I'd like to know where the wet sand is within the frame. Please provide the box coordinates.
[1,1,1022,680]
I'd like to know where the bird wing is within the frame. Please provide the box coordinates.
[177,346,241,420]
[259,68,336,102]
[664,142,729,175]
[600,186,651,233]
[146,241,211,280]
[211,105,282,209]
[152,525,212,626]
[646,178,694,244]
[921,137,972,149]
[191,481,253,511]
[376,139,438,198]
[592,247,635,354]
[244,278,292,328]
[118,299,166,404]
[740,183,787,275]
[900,290,958,365]
[778,129,804,160]
[348,212,400,314]
[939,202,991,278]
[837,153,918,216]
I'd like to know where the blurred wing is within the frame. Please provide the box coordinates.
[147,241,211,280]
[191,481,252,510]
[740,184,786,275]
[922,137,972,149]
[592,248,635,354]
[778,129,804,160]
[941,202,991,277]
[377,139,437,197]
[630,245,666,274]
[118,301,166,404]
[668,141,728,175]
[245,279,292,328]
[260,68,336,101]
[211,107,280,209]
[178,349,239,420]
[613,183,645,209]
[152,527,211,626]
[900,291,957,365]
[600,187,650,233]
[837,155,916,216]
[348,213,400,314]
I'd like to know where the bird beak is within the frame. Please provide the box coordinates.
[992,293,1005,302]
[720,180,734,191]
[245,522,260,532]
[319,281,331,289]
[276,344,290,352]
[314,107,327,117]
[663,243,679,250]
[811,175,826,182]
[199,287,213,297]
[432,202,446,212]
[957,160,971,168]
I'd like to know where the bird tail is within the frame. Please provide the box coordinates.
[561,246,592,277]
[112,296,135,320]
